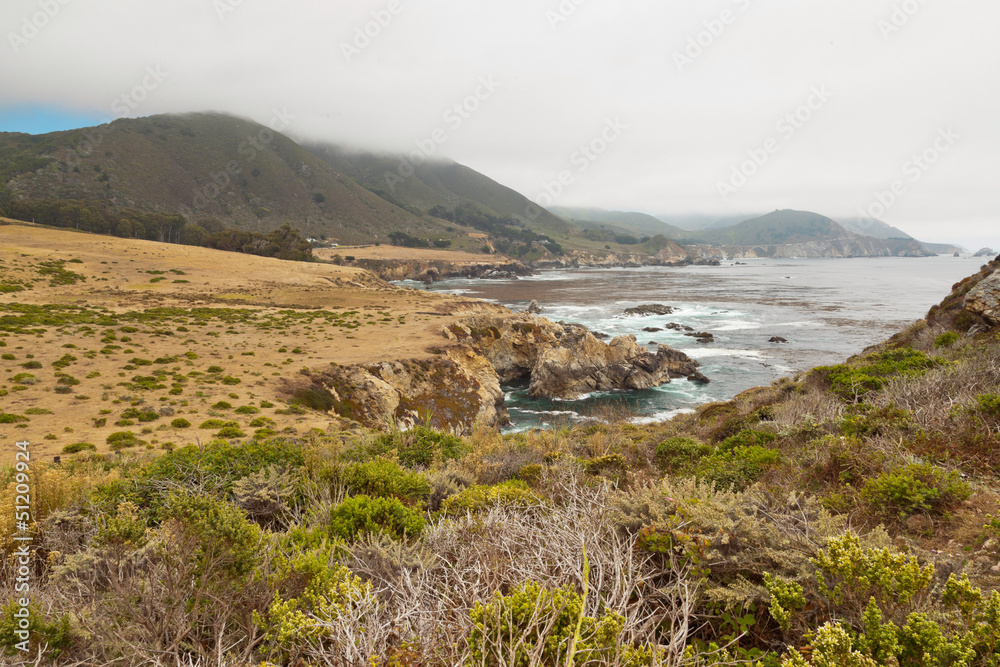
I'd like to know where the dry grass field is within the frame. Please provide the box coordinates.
[0,223,491,463]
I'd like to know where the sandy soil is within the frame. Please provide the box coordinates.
[0,223,500,463]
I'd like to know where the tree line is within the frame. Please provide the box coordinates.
[0,192,313,262]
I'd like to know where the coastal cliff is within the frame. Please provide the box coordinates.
[287,309,707,432]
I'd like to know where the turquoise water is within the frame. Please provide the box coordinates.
[415,256,985,430]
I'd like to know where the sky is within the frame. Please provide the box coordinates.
[1,0,998,250]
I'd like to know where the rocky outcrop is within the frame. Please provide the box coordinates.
[965,272,1000,326]
[353,258,532,282]
[974,248,997,258]
[527,300,543,314]
[624,304,675,316]
[444,312,706,400]
[284,349,507,434]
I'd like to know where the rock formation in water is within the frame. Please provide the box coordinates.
[624,304,675,316]
[445,312,706,400]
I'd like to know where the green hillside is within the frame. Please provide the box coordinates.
[549,206,687,239]
[681,209,855,245]
[0,113,446,244]
[305,144,574,240]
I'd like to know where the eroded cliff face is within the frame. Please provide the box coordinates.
[965,269,1000,326]
[353,258,531,282]
[284,347,507,434]
[445,312,707,400]
[685,237,932,259]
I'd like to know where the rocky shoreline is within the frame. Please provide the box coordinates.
[287,309,707,433]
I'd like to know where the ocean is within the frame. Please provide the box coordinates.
[417,256,986,430]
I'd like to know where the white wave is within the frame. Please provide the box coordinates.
[632,408,697,425]
[682,348,768,359]
[710,320,762,332]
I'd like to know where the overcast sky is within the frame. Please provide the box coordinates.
[2,0,998,249]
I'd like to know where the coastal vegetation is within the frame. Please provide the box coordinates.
[1,247,999,665]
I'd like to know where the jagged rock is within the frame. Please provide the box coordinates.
[592,331,610,339]
[624,304,674,316]
[664,323,694,332]
[687,371,710,384]
[965,271,1000,325]
[527,300,543,314]
[642,327,663,332]
[453,312,704,400]
[685,332,715,343]
[284,350,507,434]
[769,336,789,343]
[973,248,996,258]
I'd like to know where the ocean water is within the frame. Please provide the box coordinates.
[417,256,986,430]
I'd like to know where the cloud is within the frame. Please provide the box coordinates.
[1,0,998,247]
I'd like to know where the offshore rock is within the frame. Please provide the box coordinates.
[446,312,704,400]
[527,300,543,314]
[965,271,1000,325]
[624,304,675,316]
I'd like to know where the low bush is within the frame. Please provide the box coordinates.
[656,437,714,472]
[375,425,467,467]
[343,459,431,503]
[327,495,425,541]
[818,348,942,402]
[106,431,145,450]
[440,480,540,516]
[862,463,971,518]
[62,442,96,454]
[697,445,781,492]
[171,418,192,429]
[216,426,246,439]
[935,331,960,348]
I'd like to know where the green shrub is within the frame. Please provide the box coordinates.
[862,463,971,518]
[975,394,1000,418]
[719,428,777,452]
[656,437,713,471]
[62,442,96,454]
[344,459,431,503]
[199,419,229,429]
[818,349,942,402]
[106,431,144,450]
[171,418,192,429]
[212,401,233,410]
[697,445,782,492]
[0,413,28,424]
[221,376,241,385]
[469,580,649,667]
[840,404,914,438]
[54,385,73,394]
[327,495,424,541]
[216,426,246,439]
[934,331,960,348]
[21,360,42,369]
[1,353,14,360]
[374,426,468,467]
[234,405,259,415]
[0,600,74,657]
[249,416,275,428]
[440,480,540,516]
[207,365,224,373]
[163,493,261,581]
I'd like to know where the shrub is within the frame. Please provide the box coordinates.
[469,580,648,667]
[221,376,241,385]
[344,459,431,503]
[862,463,971,518]
[440,480,541,516]
[106,431,144,450]
[0,413,28,424]
[697,445,781,492]
[216,426,246,439]
[376,426,467,467]
[656,437,714,472]
[163,493,261,581]
[199,419,229,429]
[818,349,942,402]
[171,418,192,429]
[935,331,960,348]
[207,365,224,373]
[976,393,1000,418]
[62,442,96,454]
[719,428,777,452]
[0,600,74,657]
[327,495,425,541]
[21,360,42,369]
[212,401,233,410]
[234,405,259,415]
[249,416,275,428]
[0,353,14,360]
[54,385,73,394]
